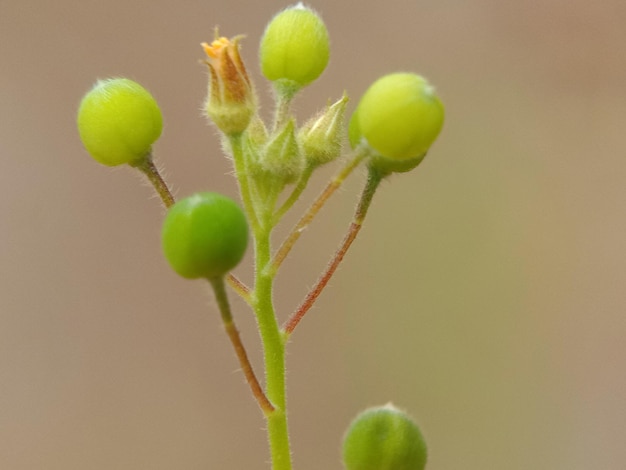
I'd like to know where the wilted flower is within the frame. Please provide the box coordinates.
[202,34,257,135]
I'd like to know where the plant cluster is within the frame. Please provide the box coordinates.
[77,4,444,469]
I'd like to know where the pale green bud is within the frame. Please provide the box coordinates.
[260,3,330,96]
[77,78,163,167]
[298,93,348,167]
[350,73,444,171]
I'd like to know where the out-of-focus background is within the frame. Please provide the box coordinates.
[2,0,625,468]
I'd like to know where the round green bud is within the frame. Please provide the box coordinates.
[77,78,163,166]
[162,193,248,280]
[260,3,330,92]
[342,404,427,470]
[350,73,444,161]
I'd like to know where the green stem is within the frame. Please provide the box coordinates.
[272,84,297,133]
[272,165,314,226]
[283,167,383,336]
[230,135,260,232]
[253,225,292,470]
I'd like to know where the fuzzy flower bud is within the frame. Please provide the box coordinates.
[77,78,162,167]
[241,114,269,163]
[342,404,428,470]
[259,119,303,184]
[260,3,330,95]
[298,93,348,167]
[202,35,257,135]
[350,73,444,170]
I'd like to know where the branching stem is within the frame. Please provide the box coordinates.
[283,167,383,336]
[269,150,367,277]
[272,165,314,225]
[209,276,274,415]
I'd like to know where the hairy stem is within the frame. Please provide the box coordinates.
[226,274,252,304]
[134,156,176,208]
[272,85,296,133]
[272,165,314,225]
[230,135,261,232]
[253,225,292,470]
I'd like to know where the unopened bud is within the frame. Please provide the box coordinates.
[162,193,249,280]
[350,73,444,172]
[259,119,303,184]
[260,3,330,96]
[299,93,348,167]
[77,78,162,167]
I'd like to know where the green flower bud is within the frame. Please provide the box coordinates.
[298,93,348,167]
[202,35,257,135]
[162,193,248,280]
[350,73,444,163]
[342,404,427,470]
[260,3,330,95]
[77,78,163,166]
[259,119,303,184]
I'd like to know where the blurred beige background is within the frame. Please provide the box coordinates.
[2,0,625,469]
